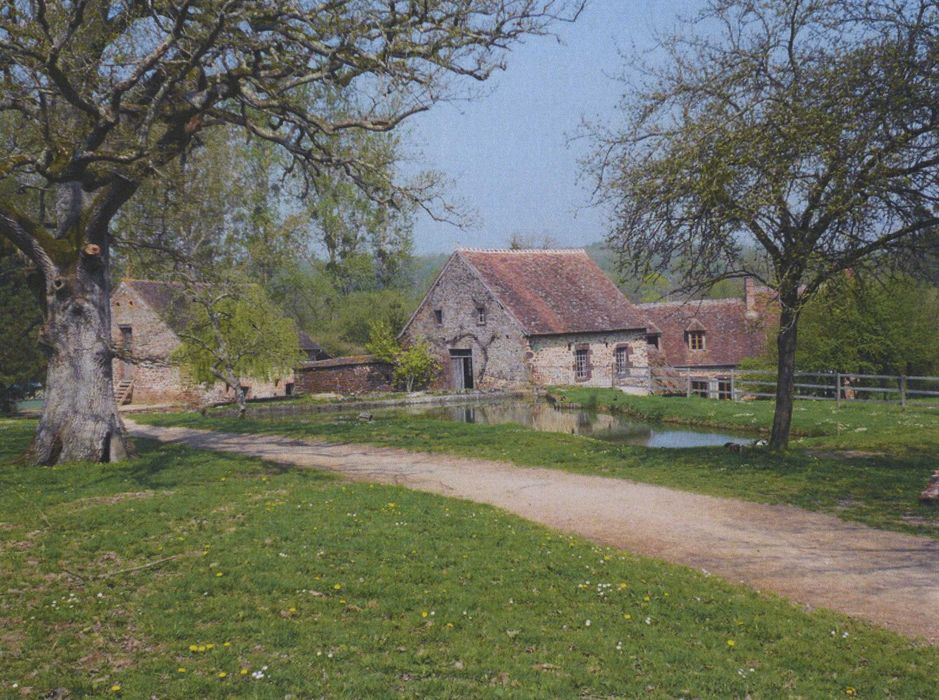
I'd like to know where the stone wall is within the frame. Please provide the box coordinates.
[529,331,650,393]
[295,355,394,395]
[400,256,531,390]
[111,283,294,405]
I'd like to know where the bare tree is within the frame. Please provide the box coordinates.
[0,0,582,464]
[586,0,939,448]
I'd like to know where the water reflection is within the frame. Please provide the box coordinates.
[412,401,752,449]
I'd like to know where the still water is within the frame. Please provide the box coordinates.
[404,401,754,449]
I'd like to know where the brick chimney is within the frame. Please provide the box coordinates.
[744,277,757,315]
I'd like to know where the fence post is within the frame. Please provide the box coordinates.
[686,374,692,398]
[730,369,737,401]
[835,373,842,408]
[900,375,907,409]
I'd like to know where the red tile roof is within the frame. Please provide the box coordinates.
[639,298,772,367]
[458,249,647,335]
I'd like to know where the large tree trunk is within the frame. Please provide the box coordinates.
[30,259,129,464]
[24,182,134,465]
[769,292,800,450]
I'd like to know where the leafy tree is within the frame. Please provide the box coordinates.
[586,0,939,448]
[393,342,440,393]
[0,252,46,414]
[756,274,939,377]
[172,282,303,418]
[366,320,439,392]
[0,0,582,463]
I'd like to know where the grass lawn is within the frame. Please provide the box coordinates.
[1,418,937,698]
[137,402,939,539]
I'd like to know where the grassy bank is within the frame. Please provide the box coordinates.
[1,419,936,697]
[136,408,939,538]
[551,388,939,453]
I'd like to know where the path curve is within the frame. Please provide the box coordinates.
[127,420,939,642]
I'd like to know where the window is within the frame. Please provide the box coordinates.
[691,379,709,398]
[574,348,590,381]
[646,334,659,349]
[614,346,630,376]
[476,306,486,325]
[433,309,443,325]
[718,380,733,400]
[687,330,706,351]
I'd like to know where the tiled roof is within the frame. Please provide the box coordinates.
[457,249,647,335]
[639,298,771,367]
[122,279,194,334]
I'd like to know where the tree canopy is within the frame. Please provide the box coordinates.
[0,0,582,464]
[586,0,939,448]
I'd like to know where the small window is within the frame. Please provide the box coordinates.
[691,379,709,398]
[687,330,706,351]
[433,309,443,325]
[574,348,590,381]
[718,380,732,400]
[646,334,659,349]
[476,306,486,325]
[614,346,630,375]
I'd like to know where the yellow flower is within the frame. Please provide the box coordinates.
[188,644,199,652]
[217,671,227,679]
[421,611,429,618]
[845,688,857,697]
[177,668,187,673]
[240,668,249,676]
[288,607,297,613]
[215,571,224,577]
[205,643,215,650]
[110,685,121,693]
[726,639,736,648]
[333,583,342,590]
[223,641,231,647]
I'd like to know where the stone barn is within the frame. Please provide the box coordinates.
[399,249,652,392]
[110,280,302,406]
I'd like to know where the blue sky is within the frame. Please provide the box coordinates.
[404,1,691,254]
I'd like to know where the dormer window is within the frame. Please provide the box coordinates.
[434,309,443,325]
[476,306,486,325]
[646,334,659,349]
[687,330,706,351]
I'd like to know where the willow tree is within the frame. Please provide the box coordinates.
[587,0,939,449]
[0,0,582,464]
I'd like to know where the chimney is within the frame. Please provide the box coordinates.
[744,277,757,315]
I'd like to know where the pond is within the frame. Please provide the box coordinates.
[402,400,755,449]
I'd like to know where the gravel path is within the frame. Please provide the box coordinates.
[127,420,939,642]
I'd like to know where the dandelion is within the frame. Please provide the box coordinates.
[177,668,187,673]
[217,671,227,679]
[333,583,342,590]
[240,668,249,676]
[223,641,231,647]
[421,611,429,618]
[845,688,857,696]
[110,684,122,693]
[623,613,632,620]
[726,639,736,648]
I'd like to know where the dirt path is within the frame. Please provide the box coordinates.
[127,420,939,643]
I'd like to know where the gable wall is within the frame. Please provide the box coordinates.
[400,255,531,389]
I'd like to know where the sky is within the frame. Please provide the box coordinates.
[403,1,692,254]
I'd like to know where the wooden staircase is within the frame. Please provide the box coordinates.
[114,379,134,406]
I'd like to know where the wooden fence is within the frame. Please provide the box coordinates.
[652,368,939,409]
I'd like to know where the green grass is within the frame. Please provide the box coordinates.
[136,407,939,539]
[552,388,939,453]
[1,419,936,697]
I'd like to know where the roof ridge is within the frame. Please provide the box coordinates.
[457,247,586,254]
[638,297,744,308]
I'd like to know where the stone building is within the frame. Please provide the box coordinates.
[110,280,301,406]
[399,249,652,392]
[639,278,776,397]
